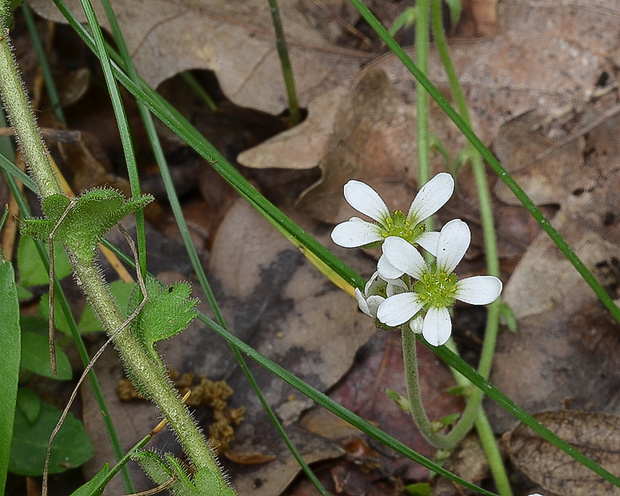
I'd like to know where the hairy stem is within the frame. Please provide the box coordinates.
[0,24,227,490]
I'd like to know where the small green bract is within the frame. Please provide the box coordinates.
[20,189,153,265]
[128,277,198,367]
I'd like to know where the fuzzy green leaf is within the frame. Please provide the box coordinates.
[129,277,198,362]
[20,189,153,264]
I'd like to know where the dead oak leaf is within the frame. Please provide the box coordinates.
[29,0,373,114]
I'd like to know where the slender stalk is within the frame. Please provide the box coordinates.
[267,0,301,126]
[430,3,511,493]
[77,0,147,278]
[402,328,479,449]
[415,0,430,190]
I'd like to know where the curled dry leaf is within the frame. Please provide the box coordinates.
[506,411,620,496]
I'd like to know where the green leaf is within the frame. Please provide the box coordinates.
[20,331,72,380]
[132,451,233,496]
[70,462,110,496]
[0,259,20,492]
[20,189,153,264]
[17,236,71,287]
[79,280,136,333]
[129,277,198,362]
[9,399,93,476]
[16,388,41,424]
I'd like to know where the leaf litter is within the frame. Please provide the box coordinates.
[13,0,620,495]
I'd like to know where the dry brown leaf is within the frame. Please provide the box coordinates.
[506,411,620,496]
[29,0,373,113]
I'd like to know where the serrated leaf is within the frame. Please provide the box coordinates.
[507,411,620,496]
[131,450,173,485]
[9,400,93,476]
[0,259,20,492]
[20,189,153,264]
[132,451,192,495]
[129,278,198,361]
[70,462,110,496]
[17,236,72,287]
[20,331,72,380]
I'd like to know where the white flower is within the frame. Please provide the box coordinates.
[330,173,454,253]
[376,219,502,346]
[355,271,407,319]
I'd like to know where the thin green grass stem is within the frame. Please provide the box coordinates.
[78,0,147,277]
[429,3,510,493]
[267,0,301,126]
[475,411,512,496]
[180,72,218,111]
[415,0,430,191]
[21,4,67,125]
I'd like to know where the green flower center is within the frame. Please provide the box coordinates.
[379,210,426,244]
[413,264,458,310]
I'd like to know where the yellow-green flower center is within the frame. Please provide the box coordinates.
[379,210,426,244]
[413,265,458,310]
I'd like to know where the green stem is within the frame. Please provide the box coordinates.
[0,27,59,198]
[78,0,147,277]
[0,20,224,488]
[430,3,510,493]
[402,328,479,449]
[415,0,430,189]
[267,0,301,126]
[69,258,218,472]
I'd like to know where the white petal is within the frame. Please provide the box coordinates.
[377,254,404,280]
[455,276,502,305]
[355,288,372,317]
[344,180,390,223]
[331,218,382,247]
[382,236,427,278]
[377,293,423,327]
[436,219,471,272]
[407,172,455,224]
[366,295,385,318]
[423,306,452,346]
[364,271,383,294]
[416,231,440,256]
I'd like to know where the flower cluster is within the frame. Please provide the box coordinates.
[332,173,502,346]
